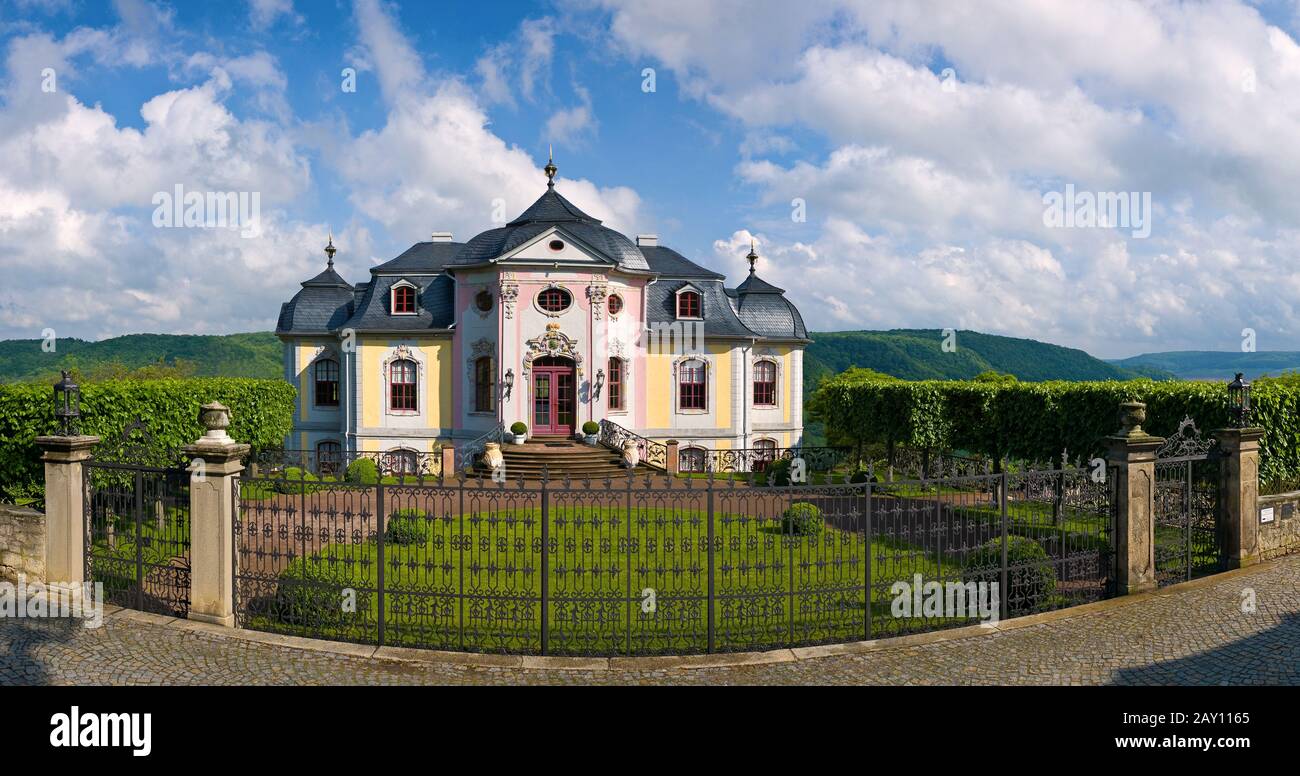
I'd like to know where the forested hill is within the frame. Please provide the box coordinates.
[804,329,1170,390]
[0,332,282,383]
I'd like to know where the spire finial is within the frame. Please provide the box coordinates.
[324,231,337,267]
[544,146,557,188]
[746,238,758,274]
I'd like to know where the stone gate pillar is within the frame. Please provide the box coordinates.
[1213,426,1264,569]
[665,439,680,475]
[35,434,100,592]
[1107,402,1162,595]
[183,402,249,627]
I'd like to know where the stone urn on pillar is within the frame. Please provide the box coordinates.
[1116,401,1148,438]
[199,401,233,442]
[622,441,640,469]
[482,442,504,473]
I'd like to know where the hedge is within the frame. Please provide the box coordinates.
[808,372,1300,487]
[0,378,296,501]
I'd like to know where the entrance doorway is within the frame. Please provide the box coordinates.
[531,356,576,436]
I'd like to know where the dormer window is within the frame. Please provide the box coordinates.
[677,289,702,319]
[392,283,417,314]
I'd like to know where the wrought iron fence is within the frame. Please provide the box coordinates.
[232,462,1114,656]
[83,419,192,617]
[597,419,666,470]
[250,448,441,479]
[691,445,853,474]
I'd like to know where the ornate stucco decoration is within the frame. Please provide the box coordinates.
[586,282,609,320]
[609,337,627,360]
[499,273,519,319]
[522,321,584,376]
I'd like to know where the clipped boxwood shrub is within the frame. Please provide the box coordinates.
[275,560,354,628]
[766,458,795,486]
[384,508,429,545]
[510,421,528,436]
[780,502,823,535]
[582,420,600,435]
[964,536,1056,617]
[345,458,379,485]
[0,378,295,503]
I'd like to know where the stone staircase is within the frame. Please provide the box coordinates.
[476,437,658,480]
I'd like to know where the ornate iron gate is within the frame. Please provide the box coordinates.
[1153,418,1223,586]
[83,420,192,616]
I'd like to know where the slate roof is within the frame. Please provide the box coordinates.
[450,188,650,271]
[726,271,808,340]
[277,184,806,341]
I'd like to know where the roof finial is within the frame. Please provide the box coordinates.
[544,145,557,188]
[324,231,337,267]
[746,238,758,275]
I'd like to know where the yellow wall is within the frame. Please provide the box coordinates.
[360,337,451,429]
[646,352,672,428]
[710,343,731,430]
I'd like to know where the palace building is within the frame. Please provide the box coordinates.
[276,160,808,474]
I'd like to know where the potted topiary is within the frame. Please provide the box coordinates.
[582,420,600,445]
[510,421,528,445]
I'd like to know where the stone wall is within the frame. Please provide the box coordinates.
[0,505,45,583]
[1256,491,1300,561]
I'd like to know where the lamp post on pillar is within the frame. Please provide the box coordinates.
[36,371,99,594]
[1107,401,1163,595]
[1216,373,1264,570]
[183,401,249,626]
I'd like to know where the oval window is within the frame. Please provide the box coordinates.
[607,294,624,316]
[538,287,572,313]
[475,290,493,312]
[548,239,565,251]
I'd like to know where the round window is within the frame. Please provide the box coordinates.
[538,287,572,313]
[607,294,624,316]
[548,239,565,251]
[474,290,493,312]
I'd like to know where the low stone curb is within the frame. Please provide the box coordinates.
[105,559,1280,672]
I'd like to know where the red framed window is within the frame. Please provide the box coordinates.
[393,285,417,314]
[607,294,624,316]
[677,290,701,319]
[314,358,340,407]
[607,357,624,410]
[753,360,776,406]
[679,359,706,410]
[538,287,571,312]
[384,449,419,476]
[752,439,777,472]
[474,356,495,413]
[389,359,417,411]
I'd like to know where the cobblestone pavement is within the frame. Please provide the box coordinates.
[3,555,1298,685]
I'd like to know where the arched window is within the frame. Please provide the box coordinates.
[677,290,701,319]
[753,360,777,407]
[607,294,624,316]
[384,448,419,476]
[316,440,342,476]
[314,358,340,407]
[680,447,707,473]
[389,359,418,411]
[679,359,707,411]
[392,284,417,314]
[538,287,572,313]
[474,356,495,413]
[607,357,624,411]
[752,439,778,472]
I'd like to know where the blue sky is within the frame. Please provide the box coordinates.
[4,0,1300,358]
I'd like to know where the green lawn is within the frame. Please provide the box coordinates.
[244,503,976,654]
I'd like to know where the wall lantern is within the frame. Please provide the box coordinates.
[54,370,81,436]
[1228,372,1252,428]
[502,368,515,400]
